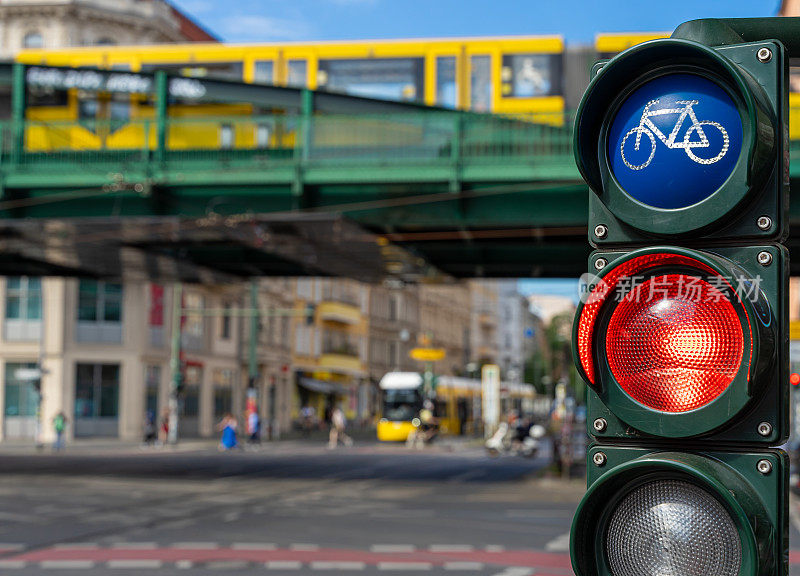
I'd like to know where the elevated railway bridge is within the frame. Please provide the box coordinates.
[0,62,795,282]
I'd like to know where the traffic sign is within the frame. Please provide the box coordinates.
[409,347,446,362]
[570,18,790,576]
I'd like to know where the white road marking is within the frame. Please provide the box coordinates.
[110,542,158,549]
[266,561,302,569]
[378,562,433,571]
[370,544,416,553]
[41,560,96,569]
[545,532,571,552]
[175,560,193,569]
[485,545,505,552]
[207,560,249,569]
[173,542,219,549]
[444,562,484,570]
[223,512,241,523]
[491,568,535,576]
[0,560,26,569]
[310,561,366,570]
[290,543,319,551]
[108,560,163,569]
[232,543,277,550]
[52,543,99,550]
[429,544,474,552]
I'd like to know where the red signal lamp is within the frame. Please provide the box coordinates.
[790,373,800,386]
[574,247,774,438]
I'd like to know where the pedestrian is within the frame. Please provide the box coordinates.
[328,406,353,449]
[158,407,170,446]
[247,409,260,445]
[301,405,315,437]
[142,410,157,446]
[52,411,67,452]
[217,413,238,451]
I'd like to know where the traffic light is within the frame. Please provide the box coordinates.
[570,21,789,576]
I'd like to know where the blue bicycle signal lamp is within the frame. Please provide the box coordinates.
[608,73,743,209]
[574,37,785,242]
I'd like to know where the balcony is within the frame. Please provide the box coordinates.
[318,353,365,376]
[318,301,361,325]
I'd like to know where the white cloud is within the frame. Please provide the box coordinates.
[219,14,313,42]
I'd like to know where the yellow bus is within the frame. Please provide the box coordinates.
[376,371,535,442]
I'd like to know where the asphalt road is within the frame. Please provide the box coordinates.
[0,440,793,575]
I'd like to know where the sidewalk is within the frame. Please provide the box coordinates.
[0,430,486,456]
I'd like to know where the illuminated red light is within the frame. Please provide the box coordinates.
[791,373,800,386]
[606,274,744,412]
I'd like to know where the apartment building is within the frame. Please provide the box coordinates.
[0,0,215,58]
[418,284,471,376]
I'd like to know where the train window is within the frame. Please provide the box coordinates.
[470,55,492,112]
[254,60,274,84]
[501,53,561,97]
[256,123,271,148]
[220,124,234,149]
[287,60,307,88]
[436,56,457,108]
[789,60,800,92]
[78,96,98,121]
[26,86,67,107]
[141,62,243,81]
[316,58,424,102]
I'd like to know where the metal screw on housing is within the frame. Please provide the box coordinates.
[592,452,607,467]
[757,47,773,63]
[592,418,607,433]
[757,422,773,437]
[757,459,773,475]
[594,258,608,271]
[594,224,608,239]
[757,216,772,230]
[757,251,773,266]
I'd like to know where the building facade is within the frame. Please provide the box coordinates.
[0,0,215,58]
[418,284,471,377]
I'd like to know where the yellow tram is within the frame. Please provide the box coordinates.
[376,371,535,442]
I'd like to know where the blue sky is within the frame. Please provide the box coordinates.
[172,0,780,44]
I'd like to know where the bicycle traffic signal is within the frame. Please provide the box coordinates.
[570,18,790,576]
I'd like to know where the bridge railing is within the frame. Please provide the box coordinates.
[0,111,577,171]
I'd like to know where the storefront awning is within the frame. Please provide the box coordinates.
[298,377,350,395]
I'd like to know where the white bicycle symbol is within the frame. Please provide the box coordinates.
[620,98,730,171]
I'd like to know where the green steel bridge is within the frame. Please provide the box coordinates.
[0,62,797,281]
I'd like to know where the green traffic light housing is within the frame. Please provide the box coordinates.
[575,38,787,244]
[574,245,787,443]
[572,446,787,576]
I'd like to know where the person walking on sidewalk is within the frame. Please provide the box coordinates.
[217,413,238,451]
[328,406,353,449]
[52,411,67,452]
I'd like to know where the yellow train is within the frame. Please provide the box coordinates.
[376,371,535,442]
[18,35,566,116]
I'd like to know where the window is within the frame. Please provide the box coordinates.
[436,56,457,108]
[74,364,119,419]
[220,124,234,149]
[180,366,201,417]
[5,277,42,342]
[145,365,160,416]
[221,302,232,340]
[76,281,123,343]
[141,62,243,81]
[256,123,271,148]
[317,58,424,102]
[182,293,205,351]
[389,295,400,322]
[500,53,561,98]
[470,55,492,112]
[254,60,274,83]
[95,38,115,46]
[4,362,39,417]
[287,60,307,87]
[78,280,122,322]
[23,32,43,49]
